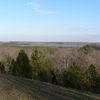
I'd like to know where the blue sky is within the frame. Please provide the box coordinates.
[0,0,100,42]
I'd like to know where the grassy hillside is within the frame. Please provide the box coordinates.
[0,74,99,100]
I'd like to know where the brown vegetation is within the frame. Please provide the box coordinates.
[0,74,99,100]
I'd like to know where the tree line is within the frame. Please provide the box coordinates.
[0,48,100,93]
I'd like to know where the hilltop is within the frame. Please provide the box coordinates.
[0,74,99,100]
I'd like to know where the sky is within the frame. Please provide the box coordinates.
[0,0,100,42]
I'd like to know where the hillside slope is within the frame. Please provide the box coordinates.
[0,74,99,100]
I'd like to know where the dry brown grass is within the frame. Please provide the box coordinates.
[0,74,99,100]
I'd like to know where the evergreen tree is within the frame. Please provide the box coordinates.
[9,59,15,74]
[0,61,5,73]
[87,64,98,91]
[13,50,32,78]
[31,48,53,82]
[62,63,83,89]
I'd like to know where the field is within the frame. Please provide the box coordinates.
[0,74,99,100]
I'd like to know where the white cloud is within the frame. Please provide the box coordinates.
[26,2,55,15]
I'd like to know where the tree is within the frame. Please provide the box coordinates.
[31,48,53,82]
[62,63,84,89]
[0,61,5,73]
[87,64,98,91]
[88,64,97,80]
[13,50,32,78]
[50,69,58,84]
[9,59,15,74]
[81,45,92,54]
[3,55,12,73]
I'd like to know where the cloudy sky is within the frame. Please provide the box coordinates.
[0,0,100,42]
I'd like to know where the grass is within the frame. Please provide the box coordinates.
[0,74,99,100]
